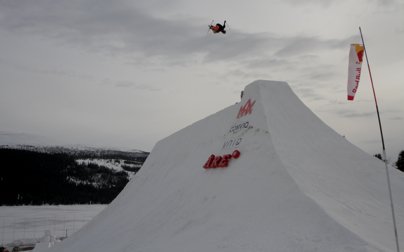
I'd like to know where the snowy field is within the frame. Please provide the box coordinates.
[0,205,106,247]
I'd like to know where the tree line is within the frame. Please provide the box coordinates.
[374,150,404,172]
[0,149,131,205]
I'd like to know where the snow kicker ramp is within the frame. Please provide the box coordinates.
[48,80,404,252]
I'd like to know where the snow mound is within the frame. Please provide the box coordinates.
[42,80,404,252]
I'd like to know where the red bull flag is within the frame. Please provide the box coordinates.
[347,44,364,101]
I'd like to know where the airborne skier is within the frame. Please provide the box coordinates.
[209,20,227,34]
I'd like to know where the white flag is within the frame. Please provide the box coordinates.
[347,44,364,101]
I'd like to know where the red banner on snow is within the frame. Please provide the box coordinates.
[347,44,364,101]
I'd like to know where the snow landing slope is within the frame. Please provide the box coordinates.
[45,80,404,252]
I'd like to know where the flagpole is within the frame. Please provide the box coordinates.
[359,26,400,252]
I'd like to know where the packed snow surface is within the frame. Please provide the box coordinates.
[0,205,105,246]
[41,80,404,252]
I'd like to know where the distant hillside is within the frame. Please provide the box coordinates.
[0,145,149,205]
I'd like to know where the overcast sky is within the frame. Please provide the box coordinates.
[0,0,403,160]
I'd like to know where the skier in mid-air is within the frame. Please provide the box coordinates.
[209,20,226,34]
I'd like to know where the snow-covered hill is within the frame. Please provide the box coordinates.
[75,158,141,179]
[0,145,149,205]
[0,144,148,177]
[39,81,404,252]
[0,144,147,157]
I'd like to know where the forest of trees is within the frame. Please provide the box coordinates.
[0,148,139,205]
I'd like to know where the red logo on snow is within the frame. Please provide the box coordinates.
[203,150,241,169]
[237,99,255,118]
